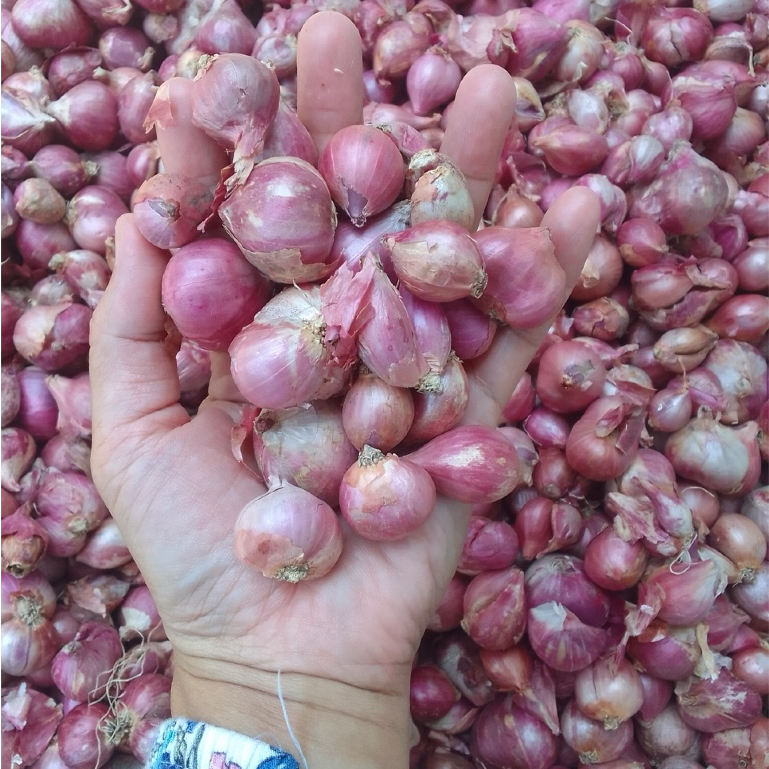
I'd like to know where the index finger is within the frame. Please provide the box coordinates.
[296,11,364,155]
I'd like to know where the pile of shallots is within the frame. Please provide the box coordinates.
[1,0,768,767]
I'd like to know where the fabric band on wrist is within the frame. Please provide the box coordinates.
[147,718,300,769]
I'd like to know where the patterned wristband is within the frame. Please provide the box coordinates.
[148,719,300,769]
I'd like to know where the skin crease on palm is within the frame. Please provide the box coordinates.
[88,10,600,767]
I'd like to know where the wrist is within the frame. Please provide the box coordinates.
[170,654,412,768]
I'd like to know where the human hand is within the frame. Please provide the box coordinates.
[89,12,599,767]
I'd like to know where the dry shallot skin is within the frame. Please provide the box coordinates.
[189,53,280,184]
[339,445,437,542]
[218,157,338,284]
[234,480,343,583]
[318,124,406,227]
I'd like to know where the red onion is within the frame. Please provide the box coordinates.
[731,561,769,626]
[675,668,762,733]
[626,622,701,681]
[252,32,298,79]
[665,413,760,495]
[76,518,130,570]
[44,82,119,153]
[195,0,255,54]
[398,288,452,376]
[373,13,432,82]
[48,249,110,308]
[732,240,769,292]
[561,698,634,764]
[528,602,607,672]
[433,631,496,707]
[40,434,91,475]
[12,302,91,372]
[1,503,48,577]
[407,48,462,115]
[470,696,559,769]
[564,395,644,481]
[701,722,762,769]
[10,0,92,49]
[1,427,36,493]
[51,621,123,702]
[700,339,768,423]
[218,157,337,283]
[536,341,607,414]
[2,684,63,767]
[408,426,523,505]
[571,235,623,302]
[532,446,576,499]
[410,665,460,723]
[642,7,714,67]
[126,142,161,188]
[707,513,766,583]
[408,150,475,231]
[319,124,405,227]
[99,28,154,71]
[14,366,57,441]
[575,656,644,729]
[648,382,693,433]
[83,151,134,202]
[584,526,648,591]
[30,275,78,307]
[386,220,486,303]
[0,89,58,156]
[256,99,318,166]
[57,702,115,769]
[443,299,497,361]
[160,237,270,350]
[254,399,357,508]
[731,646,769,695]
[2,593,59,676]
[234,479,342,582]
[342,368,414,452]
[132,173,213,250]
[117,72,158,145]
[638,672,674,722]
[36,470,107,535]
[740,487,769,544]
[473,226,565,330]
[530,121,610,177]
[502,372,535,424]
[628,142,729,236]
[458,517,519,575]
[115,585,165,642]
[636,702,700,761]
[13,178,65,225]
[461,566,526,650]
[45,48,102,96]
[228,287,345,409]
[190,53,279,183]
[428,574,468,632]
[339,445,436,541]
[66,185,129,255]
[523,407,570,449]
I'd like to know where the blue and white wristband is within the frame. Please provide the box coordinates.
[148,719,299,769]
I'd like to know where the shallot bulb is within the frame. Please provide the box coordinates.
[253,400,357,508]
[218,157,338,284]
[318,125,405,227]
[132,173,214,250]
[574,656,644,729]
[473,226,564,330]
[384,220,487,303]
[189,53,280,183]
[234,479,342,582]
[339,446,437,542]
[161,238,271,351]
[341,368,415,452]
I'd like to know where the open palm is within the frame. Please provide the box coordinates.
[89,10,600,716]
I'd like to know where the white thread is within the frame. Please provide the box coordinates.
[276,669,309,769]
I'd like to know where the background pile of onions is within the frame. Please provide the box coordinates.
[1,0,768,766]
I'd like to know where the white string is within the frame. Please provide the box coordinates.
[276,669,309,769]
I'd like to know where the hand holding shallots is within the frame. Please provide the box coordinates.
[88,12,599,768]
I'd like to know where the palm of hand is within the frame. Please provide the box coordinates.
[90,11,599,702]
[97,402,464,693]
